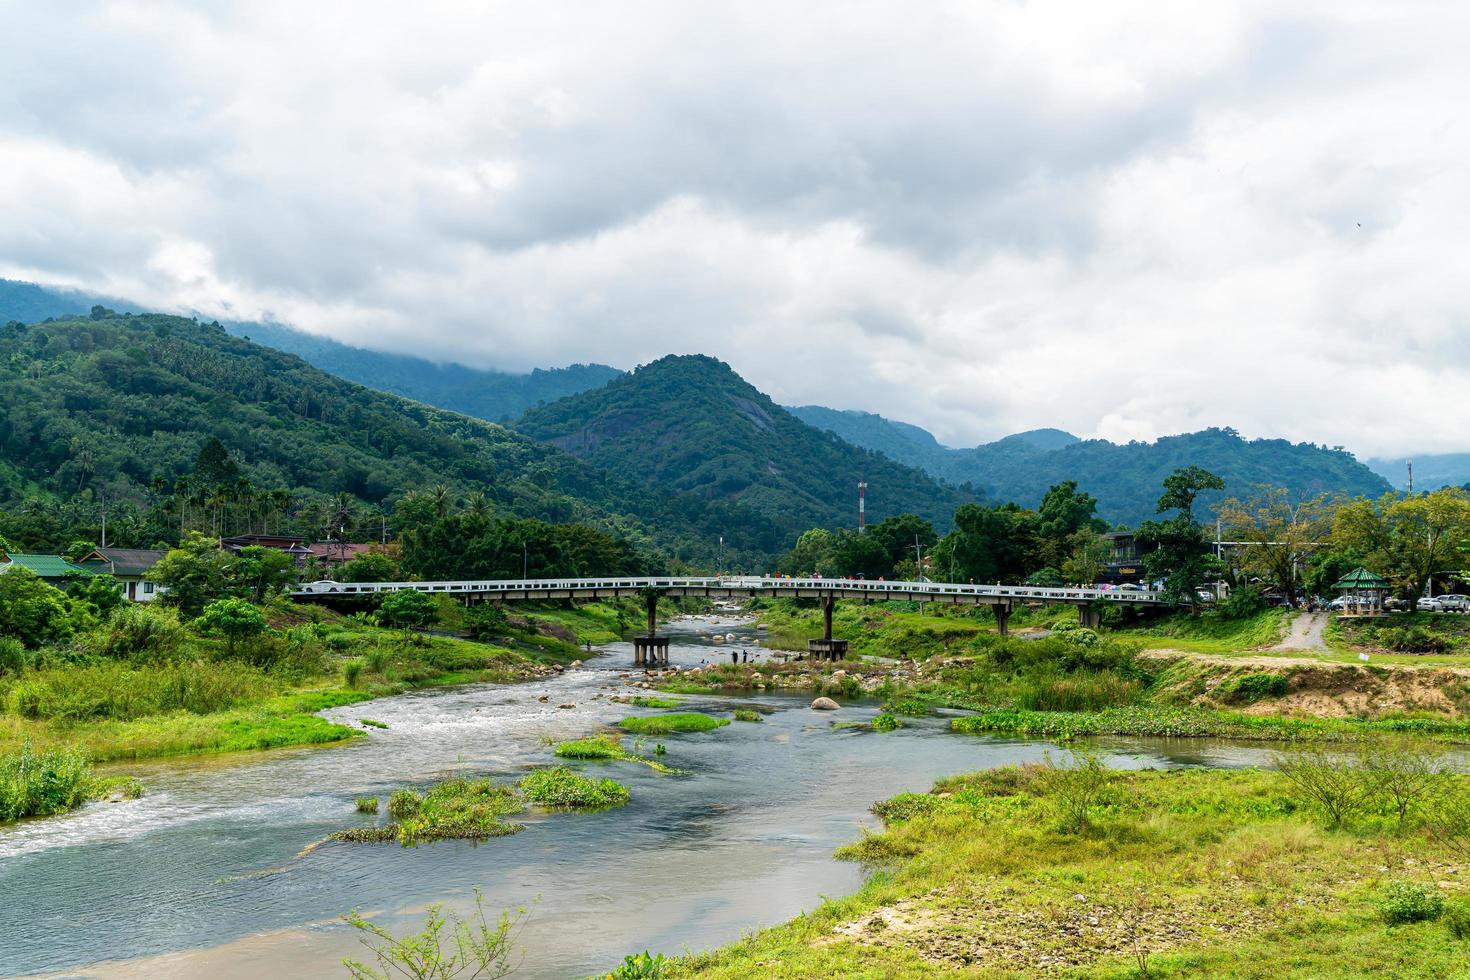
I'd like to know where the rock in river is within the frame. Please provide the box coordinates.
[811,696,840,711]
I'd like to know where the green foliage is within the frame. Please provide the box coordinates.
[871,712,902,731]
[1444,900,1470,940]
[0,567,74,647]
[336,552,399,583]
[342,889,525,980]
[608,950,669,979]
[93,602,187,661]
[63,571,124,618]
[1335,489,1470,607]
[388,788,422,819]
[1378,881,1445,925]
[356,796,379,814]
[732,708,762,723]
[1043,748,1111,833]
[1219,585,1267,620]
[630,695,681,708]
[343,659,365,687]
[1135,467,1226,607]
[518,766,629,809]
[1273,745,1377,826]
[554,735,626,760]
[194,597,267,655]
[618,712,730,735]
[462,602,509,638]
[0,740,90,822]
[147,533,240,616]
[1218,671,1290,704]
[0,636,29,674]
[8,660,277,721]
[378,590,437,632]
[360,718,388,729]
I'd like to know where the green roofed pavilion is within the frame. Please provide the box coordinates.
[1333,567,1388,591]
[1333,567,1389,617]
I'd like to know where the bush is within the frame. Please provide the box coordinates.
[388,788,423,819]
[1379,626,1450,654]
[1219,586,1267,620]
[1014,673,1141,712]
[1273,745,1377,827]
[518,766,629,809]
[0,636,30,674]
[1378,881,1444,925]
[95,603,187,661]
[1044,748,1110,833]
[609,951,669,979]
[871,712,902,732]
[356,796,379,814]
[0,740,91,822]
[1444,899,1470,940]
[343,659,365,688]
[464,603,509,639]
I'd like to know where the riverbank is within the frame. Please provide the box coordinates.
[676,762,1470,978]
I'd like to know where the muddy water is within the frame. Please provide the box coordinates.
[3,617,1275,979]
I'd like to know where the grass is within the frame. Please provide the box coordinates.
[359,718,389,729]
[673,764,1470,978]
[552,733,676,772]
[631,695,684,708]
[732,708,762,723]
[519,765,629,810]
[355,796,379,813]
[619,712,731,735]
[1116,608,1288,653]
[332,777,526,846]
[0,740,145,824]
[950,706,1470,743]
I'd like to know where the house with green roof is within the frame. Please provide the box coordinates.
[76,547,168,602]
[0,551,95,583]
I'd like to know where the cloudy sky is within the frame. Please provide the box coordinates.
[2,1,1467,456]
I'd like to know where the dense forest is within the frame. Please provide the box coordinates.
[793,408,1392,525]
[0,310,781,566]
[515,354,979,543]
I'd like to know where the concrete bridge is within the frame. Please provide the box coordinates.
[291,576,1168,663]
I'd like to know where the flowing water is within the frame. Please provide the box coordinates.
[3,617,1279,979]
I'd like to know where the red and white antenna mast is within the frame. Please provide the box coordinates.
[858,479,868,532]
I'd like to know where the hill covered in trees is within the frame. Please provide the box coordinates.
[0,311,777,566]
[0,278,624,425]
[792,408,1391,525]
[516,355,978,542]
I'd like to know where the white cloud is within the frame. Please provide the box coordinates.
[2,0,1468,456]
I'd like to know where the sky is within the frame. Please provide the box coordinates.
[2,1,1468,456]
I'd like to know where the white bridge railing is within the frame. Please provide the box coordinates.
[291,575,1167,605]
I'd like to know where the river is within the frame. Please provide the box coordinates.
[2,616,1277,979]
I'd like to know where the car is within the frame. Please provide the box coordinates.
[1418,596,1444,612]
[1438,594,1469,612]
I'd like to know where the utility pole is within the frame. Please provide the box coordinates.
[858,479,867,532]
[99,493,108,548]
[1408,460,1414,496]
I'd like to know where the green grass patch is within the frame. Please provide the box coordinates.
[619,712,731,735]
[355,796,379,813]
[553,732,677,772]
[358,718,389,729]
[631,695,683,709]
[1117,608,1286,653]
[519,766,629,809]
[333,777,525,847]
[949,706,1470,743]
[732,708,762,723]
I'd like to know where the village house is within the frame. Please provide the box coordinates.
[76,547,169,602]
[0,551,96,585]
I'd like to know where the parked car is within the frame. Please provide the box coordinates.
[1418,596,1444,612]
[1437,594,1469,612]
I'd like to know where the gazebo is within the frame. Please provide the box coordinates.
[1333,567,1390,617]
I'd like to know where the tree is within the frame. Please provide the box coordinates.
[1037,481,1103,567]
[232,545,297,602]
[1061,530,1110,587]
[195,597,267,656]
[147,532,240,616]
[338,552,400,583]
[1334,488,1470,610]
[866,514,939,579]
[932,502,1041,584]
[1135,467,1225,609]
[379,590,437,633]
[62,570,125,620]
[0,568,74,647]
[1217,487,1335,607]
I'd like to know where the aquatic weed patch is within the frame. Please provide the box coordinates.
[949,706,1470,743]
[332,777,525,847]
[519,766,629,810]
[619,712,730,735]
[553,733,676,772]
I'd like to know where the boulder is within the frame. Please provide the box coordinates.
[811,696,841,711]
[831,669,847,681]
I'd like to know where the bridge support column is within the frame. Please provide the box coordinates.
[634,592,669,666]
[1079,606,1102,630]
[807,594,848,661]
[994,602,1011,637]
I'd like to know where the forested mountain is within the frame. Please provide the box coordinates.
[0,278,624,424]
[516,355,978,542]
[795,407,1392,525]
[0,311,775,566]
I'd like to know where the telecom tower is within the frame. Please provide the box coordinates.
[858,479,867,532]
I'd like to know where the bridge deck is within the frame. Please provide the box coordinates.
[290,576,1166,606]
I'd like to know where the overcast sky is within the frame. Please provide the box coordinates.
[3,2,1467,456]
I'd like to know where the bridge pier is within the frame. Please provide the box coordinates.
[807,594,848,661]
[1079,606,1102,630]
[635,591,669,666]
[994,601,1011,637]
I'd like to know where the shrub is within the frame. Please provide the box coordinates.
[356,796,379,814]
[1219,586,1267,620]
[609,951,669,979]
[365,649,389,675]
[194,597,268,657]
[388,788,423,819]
[871,713,902,732]
[96,603,187,661]
[1014,673,1141,712]
[343,889,524,979]
[1444,899,1470,940]
[1379,626,1450,654]
[1378,881,1445,925]
[518,766,629,809]
[1273,745,1377,827]
[0,740,91,822]
[1043,748,1111,834]
[343,659,365,688]
[463,603,509,639]
[0,636,30,674]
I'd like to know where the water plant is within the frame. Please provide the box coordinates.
[871,713,902,732]
[631,695,682,709]
[619,712,730,735]
[732,708,762,722]
[553,734,675,773]
[355,796,379,814]
[519,766,629,810]
[360,718,389,730]
[335,778,524,847]
[608,950,669,978]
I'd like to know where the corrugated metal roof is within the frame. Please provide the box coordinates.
[79,548,168,576]
[0,553,95,578]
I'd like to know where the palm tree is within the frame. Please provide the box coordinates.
[430,484,454,519]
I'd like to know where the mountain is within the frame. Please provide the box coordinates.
[794,406,1392,525]
[516,355,978,544]
[1366,455,1470,493]
[0,311,767,565]
[0,278,623,424]
[786,405,950,473]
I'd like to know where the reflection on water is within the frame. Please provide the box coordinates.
[5,616,1278,979]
